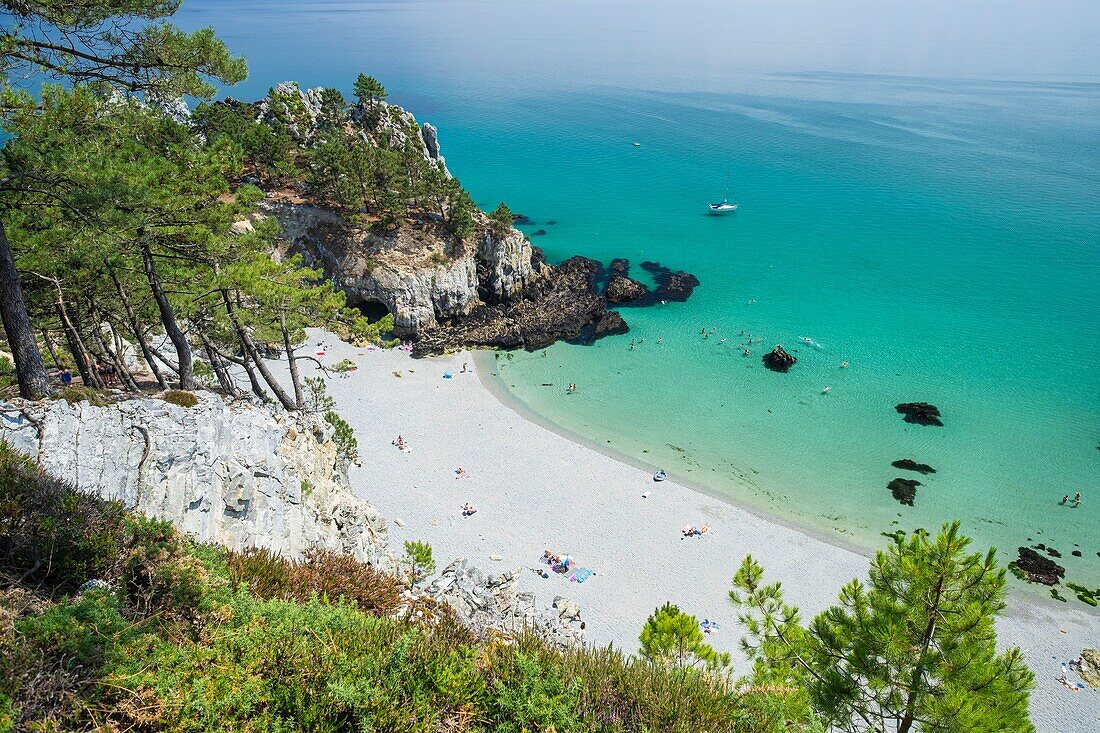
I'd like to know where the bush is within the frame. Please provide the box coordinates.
[0,443,127,593]
[57,385,107,406]
[160,389,199,408]
[324,410,358,462]
[226,547,403,617]
[332,358,357,373]
[0,355,15,391]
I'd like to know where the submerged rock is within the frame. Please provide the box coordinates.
[891,459,937,475]
[763,345,797,372]
[888,477,921,506]
[895,402,943,426]
[1010,546,1065,586]
[640,261,700,302]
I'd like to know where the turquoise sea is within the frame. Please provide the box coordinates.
[179,1,1100,590]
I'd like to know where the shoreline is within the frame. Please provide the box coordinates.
[471,349,877,564]
[473,350,1094,619]
[285,331,1098,732]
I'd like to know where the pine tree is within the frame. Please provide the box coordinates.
[639,602,729,671]
[730,522,1035,733]
[0,0,245,398]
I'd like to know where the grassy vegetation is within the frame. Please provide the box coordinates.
[0,443,815,732]
[160,389,200,408]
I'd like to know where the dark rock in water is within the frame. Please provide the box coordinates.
[532,229,548,236]
[891,459,937,475]
[888,477,921,506]
[511,213,533,225]
[1045,546,1062,558]
[605,274,650,304]
[1072,550,1082,557]
[640,260,701,302]
[594,311,629,337]
[1010,547,1065,586]
[895,402,943,427]
[762,345,797,373]
[546,220,558,225]
[609,258,630,274]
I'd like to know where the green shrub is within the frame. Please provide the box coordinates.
[403,540,435,585]
[57,385,107,406]
[324,410,357,461]
[332,358,357,372]
[160,389,199,408]
[0,443,127,592]
[0,355,15,391]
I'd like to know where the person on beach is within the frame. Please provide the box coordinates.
[455,467,467,479]
[59,368,72,387]
[461,502,477,516]
[393,435,407,451]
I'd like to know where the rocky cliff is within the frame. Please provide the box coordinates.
[0,394,395,571]
[267,202,542,336]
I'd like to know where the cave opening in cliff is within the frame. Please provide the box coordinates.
[351,297,391,324]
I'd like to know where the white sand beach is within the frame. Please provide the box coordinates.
[285,330,1099,731]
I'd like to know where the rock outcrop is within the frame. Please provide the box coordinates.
[411,256,625,356]
[425,559,584,648]
[887,477,921,506]
[895,402,943,427]
[1009,546,1065,586]
[268,202,542,337]
[604,259,652,304]
[763,345,797,372]
[891,458,936,475]
[0,394,395,571]
[640,261,701,302]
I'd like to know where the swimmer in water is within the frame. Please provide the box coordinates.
[719,338,726,344]
[840,361,849,368]
[822,386,831,394]
[743,348,751,356]
[657,337,663,344]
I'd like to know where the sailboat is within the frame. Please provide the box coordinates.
[708,174,739,214]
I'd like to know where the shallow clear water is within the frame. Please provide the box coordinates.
[179,1,1100,588]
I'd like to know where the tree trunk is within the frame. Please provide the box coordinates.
[88,313,137,392]
[55,294,98,388]
[209,340,269,402]
[110,267,168,390]
[0,221,52,398]
[279,309,305,409]
[897,576,945,733]
[40,329,61,369]
[199,332,240,397]
[221,289,296,411]
[138,235,194,389]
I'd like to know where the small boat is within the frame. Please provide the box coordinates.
[708,173,739,214]
[653,469,667,482]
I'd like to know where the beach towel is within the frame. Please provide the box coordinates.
[571,568,594,583]
[443,372,453,379]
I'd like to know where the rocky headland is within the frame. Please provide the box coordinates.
[238,82,698,355]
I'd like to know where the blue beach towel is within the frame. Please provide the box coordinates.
[571,568,594,583]
[443,372,453,379]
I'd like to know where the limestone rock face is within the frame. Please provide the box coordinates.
[267,202,540,337]
[426,559,585,648]
[0,394,395,571]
